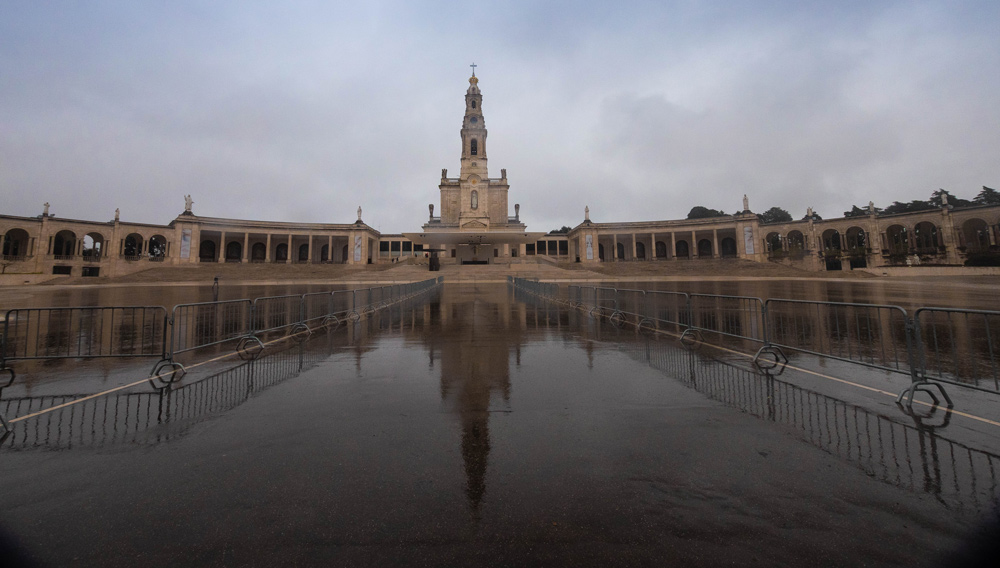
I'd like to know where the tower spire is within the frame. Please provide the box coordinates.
[470,62,477,77]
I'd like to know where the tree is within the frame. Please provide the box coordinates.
[758,207,792,224]
[550,226,572,234]
[974,186,1000,205]
[802,212,823,221]
[882,200,935,215]
[930,189,971,208]
[686,206,726,220]
[843,205,880,218]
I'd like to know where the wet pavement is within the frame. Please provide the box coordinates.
[1,283,999,567]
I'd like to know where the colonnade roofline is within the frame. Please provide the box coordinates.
[173,215,377,234]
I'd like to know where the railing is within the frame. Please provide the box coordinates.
[2,255,28,262]
[0,277,443,434]
[171,299,254,355]
[510,277,999,407]
[1,306,167,362]
[914,308,1000,395]
[618,337,1000,515]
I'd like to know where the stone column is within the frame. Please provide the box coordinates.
[327,235,333,263]
[286,234,293,264]
[650,233,656,260]
[265,234,272,262]
[631,233,637,260]
[691,231,696,258]
[712,229,719,259]
[669,232,675,260]
[242,233,249,262]
[307,235,313,264]
[612,234,618,261]
[219,231,226,263]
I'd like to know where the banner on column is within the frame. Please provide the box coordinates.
[353,235,362,262]
[743,227,755,254]
[585,234,594,260]
[180,229,191,259]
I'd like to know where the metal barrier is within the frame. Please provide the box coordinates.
[913,308,1000,395]
[170,299,254,356]
[765,299,914,376]
[1,306,167,362]
[689,293,766,344]
[0,278,443,434]
[509,277,995,408]
[251,295,304,336]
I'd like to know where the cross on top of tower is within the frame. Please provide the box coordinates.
[470,62,477,77]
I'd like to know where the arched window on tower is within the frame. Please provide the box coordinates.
[471,100,476,109]
[470,139,478,156]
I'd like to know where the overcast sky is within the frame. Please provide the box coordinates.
[3,1,998,233]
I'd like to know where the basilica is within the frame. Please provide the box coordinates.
[2,72,1000,281]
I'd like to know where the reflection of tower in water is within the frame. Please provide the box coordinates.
[433,286,516,511]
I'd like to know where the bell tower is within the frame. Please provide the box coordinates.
[460,67,488,180]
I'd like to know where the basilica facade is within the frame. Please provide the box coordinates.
[2,73,1000,280]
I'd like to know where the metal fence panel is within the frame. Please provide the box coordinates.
[171,300,252,355]
[766,299,912,375]
[2,306,166,362]
[689,294,766,343]
[915,308,1000,394]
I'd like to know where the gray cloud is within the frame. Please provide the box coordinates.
[2,1,998,233]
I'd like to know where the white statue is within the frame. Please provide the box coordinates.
[941,191,949,206]
[743,194,749,212]
[868,201,875,214]
[43,202,50,216]
[184,195,193,212]
[807,206,814,218]
[114,208,120,221]
[357,206,362,221]
[584,205,590,222]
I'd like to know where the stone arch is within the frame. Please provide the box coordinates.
[845,227,867,251]
[123,233,143,257]
[199,240,216,261]
[675,240,690,258]
[655,241,667,259]
[3,228,31,258]
[225,241,242,262]
[321,244,329,262]
[616,242,625,260]
[275,243,288,262]
[635,242,646,260]
[961,218,991,251]
[251,242,266,261]
[721,237,737,257]
[913,221,939,252]
[821,229,841,251]
[765,232,781,252]
[148,235,167,259]
[885,225,909,255]
[298,244,309,261]
[53,230,77,257]
[83,232,105,259]
[787,231,805,251]
[697,239,713,258]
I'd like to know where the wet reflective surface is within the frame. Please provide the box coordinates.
[2,284,999,567]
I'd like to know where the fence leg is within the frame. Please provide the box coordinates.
[897,379,953,409]
[148,358,185,390]
[0,366,15,435]
[752,344,788,371]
